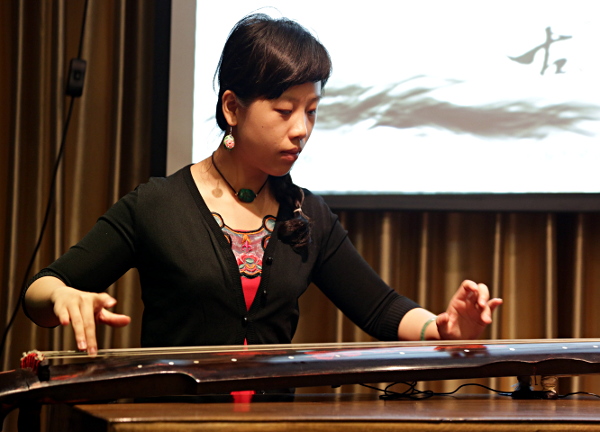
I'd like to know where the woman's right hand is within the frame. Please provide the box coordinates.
[25,276,131,355]
[51,286,131,355]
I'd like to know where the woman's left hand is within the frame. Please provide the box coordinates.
[436,280,503,340]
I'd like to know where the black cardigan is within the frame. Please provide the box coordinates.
[26,165,419,347]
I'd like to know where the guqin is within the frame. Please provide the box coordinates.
[2,338,600,429]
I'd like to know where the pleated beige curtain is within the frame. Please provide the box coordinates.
[2,2,600,428]
[1,0,154,372]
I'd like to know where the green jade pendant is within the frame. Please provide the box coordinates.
[237,189,257,203]
[210,152,268,204]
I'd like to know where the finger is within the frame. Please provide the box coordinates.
[475,283,491,307]
[488,298,503,313]
[95,294,130,327]
[79,297,99,356]
[477,296,504,323]
[478,309,493,325]
[54,304,72,327]
[436,312,449,326]
[461,280,478,292]
[461,281,490,308]
[459,281,480,305]
[65,302,89,352]
[96,292,117,309]
[97,309,132,327]
[433,313,449,339]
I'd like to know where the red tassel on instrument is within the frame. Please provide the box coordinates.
[20,350,45,374]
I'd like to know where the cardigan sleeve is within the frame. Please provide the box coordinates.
[27,188,139,294]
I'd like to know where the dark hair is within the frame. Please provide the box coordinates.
[214,13,331,130]
[269,174,311,250]
[215,13,331,251]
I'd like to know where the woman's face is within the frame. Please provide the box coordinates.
[233,81,322,177]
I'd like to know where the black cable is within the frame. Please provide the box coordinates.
[361,381,600,401]
[0,0,90,363]
[557,391,600,399]
[76,0,89,59]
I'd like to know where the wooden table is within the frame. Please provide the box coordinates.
[56,393,600,432]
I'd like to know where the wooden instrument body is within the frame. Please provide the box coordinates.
[2,339,600,427]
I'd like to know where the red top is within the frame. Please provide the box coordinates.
[213,213,277,402]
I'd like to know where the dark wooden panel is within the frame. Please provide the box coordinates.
[65,394,600,432]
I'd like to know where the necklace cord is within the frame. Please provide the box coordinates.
[211,152,268,202]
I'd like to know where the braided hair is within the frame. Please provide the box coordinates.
[269,174,310,250]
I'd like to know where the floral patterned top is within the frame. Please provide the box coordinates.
[213,213,276,310]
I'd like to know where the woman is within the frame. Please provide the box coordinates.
[24,14,502,356]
